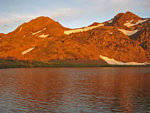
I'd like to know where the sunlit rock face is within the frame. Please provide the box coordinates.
[0,11,149,64]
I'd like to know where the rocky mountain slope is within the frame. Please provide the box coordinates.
[0,11,149,65]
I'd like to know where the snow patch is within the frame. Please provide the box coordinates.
[38,34,49,38]
[42,28,47,30]
[124,19,148,27]
[32,30,42,35]
[32,28,47,35]
[124,20,134,27]
[108,20,113,23]
[64,24,104,35]
[99,55,149,65]
[21,47,35,55]
[136,19,148,25]
[118,29,139,36]
[19,27,23,31]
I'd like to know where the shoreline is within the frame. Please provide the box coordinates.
[0,64,150,69]
[0,59,149,69]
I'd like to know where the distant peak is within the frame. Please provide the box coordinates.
[31,16,55,23]
[125,11,134,14]
[124,11,139,17]
[112,11,141,23]
[115,11,139,18]
[89,22,100,27]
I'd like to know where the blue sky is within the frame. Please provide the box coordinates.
[0,0,150,33]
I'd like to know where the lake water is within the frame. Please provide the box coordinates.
[0,67,150,113]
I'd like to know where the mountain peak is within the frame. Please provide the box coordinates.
[125,11,134,14]
[30,16,55,23]
[106,11,141,28]
[8,16,60,34]
[114,11,140,21]
[89,22,100,27]
[124,11,140,18]
[7,16,68,37]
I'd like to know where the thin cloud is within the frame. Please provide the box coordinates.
[46,8,83,21]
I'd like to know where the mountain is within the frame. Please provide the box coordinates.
[0,11,149,66]
[105,11,141,28]
[7,16,68,35]
[104,11,150,54]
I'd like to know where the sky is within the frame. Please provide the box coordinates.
[0,0,150,33]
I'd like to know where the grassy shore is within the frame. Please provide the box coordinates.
[0,59,150,69]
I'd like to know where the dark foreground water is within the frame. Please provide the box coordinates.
[0,67,150,113]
